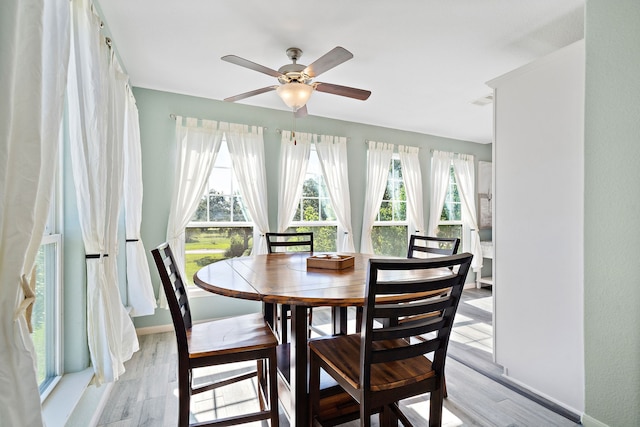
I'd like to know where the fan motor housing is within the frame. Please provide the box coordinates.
[277,63,310,84]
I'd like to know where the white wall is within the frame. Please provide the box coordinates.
[487,40,584,413]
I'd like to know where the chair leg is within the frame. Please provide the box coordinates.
[309,352,321,426]
[429,381,444,427]
[443,376,448,398]
[268,349,279,427]
[257,360,267,411]
[280,304,288,343]
[379,405,398,427]
[178,362,191,427]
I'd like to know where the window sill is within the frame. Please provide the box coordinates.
[41,368,96,426]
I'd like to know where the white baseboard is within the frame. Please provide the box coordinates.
[581,414,610,427]
[135,324,173,335]
[500,372,583,418]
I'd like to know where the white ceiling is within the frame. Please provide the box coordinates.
[97,0,584,144]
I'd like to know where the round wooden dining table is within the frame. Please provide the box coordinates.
[193,252,451,426]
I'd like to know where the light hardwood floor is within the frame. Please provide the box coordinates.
[96,289,581,426]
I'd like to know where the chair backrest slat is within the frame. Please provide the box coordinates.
[407,235,460,259]
[151,243,192,352]
[266,232,313,253]
[360,252,473,390]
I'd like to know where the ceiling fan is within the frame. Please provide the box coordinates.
[221,46,371,117]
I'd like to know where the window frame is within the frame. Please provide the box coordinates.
[288,145,339,252]
[372,153,409,256]
[37,125,64,401]
[185,138,254,296]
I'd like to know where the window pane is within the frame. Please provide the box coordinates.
[393,201,406,221]
[210,193,231,221]
[302,178,319,197]
[371,225,408,257]
[190,139,250,224]
[379,201,393,221]
[33,241,58,390]
[320,199,336,221]
[287,225,337,252]
[232,196,249,222]
[302,198,320,221]
[185,227,253,285]
[436,224,462,241]
[215,168,232,195]
[393,158,403,179]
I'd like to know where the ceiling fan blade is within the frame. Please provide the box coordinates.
[303,47,353,78]
[221,55,283,78]
[224,86,278,102]
[295,105,308,118]
[314,82,371,101]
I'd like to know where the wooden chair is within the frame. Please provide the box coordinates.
[407,235,460,258]
[265,232,316,342]
[355,235,461,333]
[151,243,279,427]
[309,253,473,427]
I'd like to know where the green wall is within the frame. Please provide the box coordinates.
[584,1,640,425]
[131,87,491,329]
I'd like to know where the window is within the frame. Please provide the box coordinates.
[185,139,253,285]
[437,165,464,245]
[288,146,338,252]
[33,128,63,398]
[372,155,408,256]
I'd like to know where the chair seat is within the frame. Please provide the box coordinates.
[309,334,435,392]
[188,312,278,358]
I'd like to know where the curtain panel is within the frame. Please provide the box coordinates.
[360,141,394,254]
[314,135,355,252]
[398,145,425,236]
[123,88,156,316]
[427,150,453,236]
[68,0,138,384]
[165,117,223,308]
[277,131,311,233]
[225,123,270,255]
[0,0,70,425]
[429,150,483,272]
[452,155,483,271]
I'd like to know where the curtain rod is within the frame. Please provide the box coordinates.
[430,149,467,156]
[168,114,268,131]
[276,128,351,141]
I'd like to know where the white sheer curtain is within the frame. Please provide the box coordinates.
[398,145,425,237]
[68,0,138,384]
[123,89,156,316]
[360,141,394,254]
[277,130,311,233]
[166,117,223,304]
[315,135,355,252]
[428,150,453,236]
[225,123,270,255]
[453,155,483,272]
[0,0,69,424]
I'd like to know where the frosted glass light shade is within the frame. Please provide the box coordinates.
[276,82,313,111]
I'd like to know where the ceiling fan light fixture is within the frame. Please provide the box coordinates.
[276,82,313,111]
